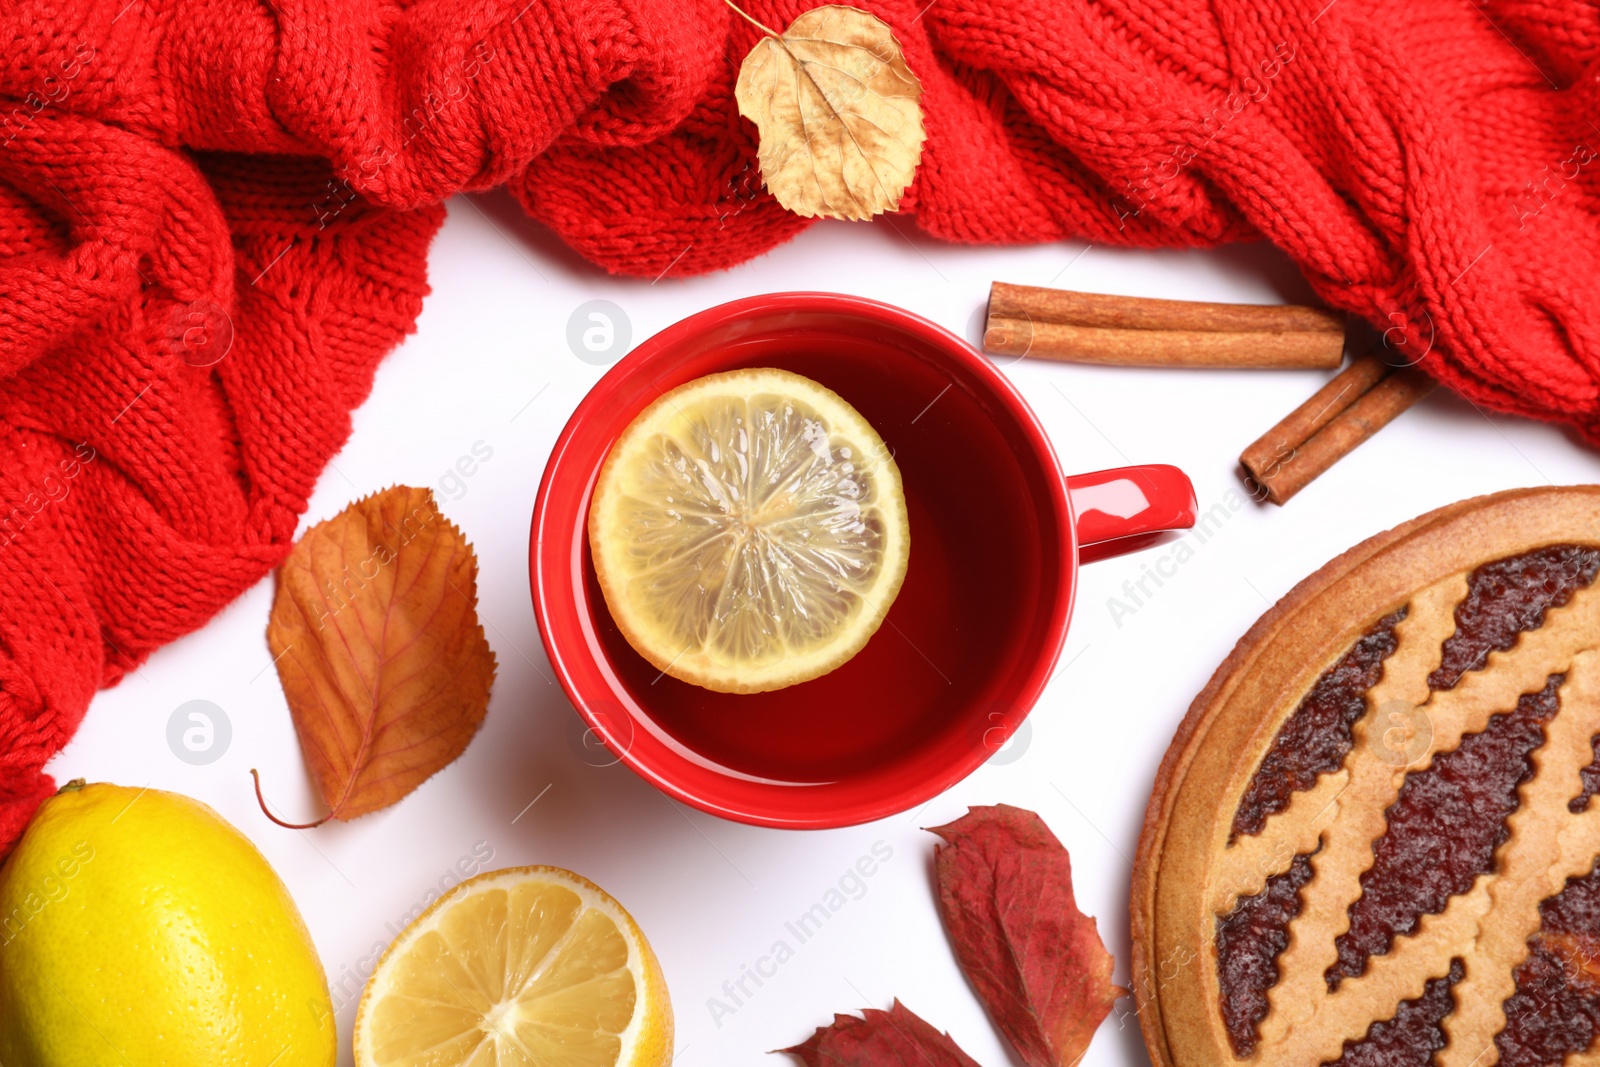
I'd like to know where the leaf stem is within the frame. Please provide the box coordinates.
[250,768,332,830]
[721,0,781,39]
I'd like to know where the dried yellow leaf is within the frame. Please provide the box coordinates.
[733,4,926,221]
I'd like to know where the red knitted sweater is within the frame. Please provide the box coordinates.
[1,0,1596,854]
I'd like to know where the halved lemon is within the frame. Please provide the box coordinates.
[588,367,909,693]
[353,866,671,1067]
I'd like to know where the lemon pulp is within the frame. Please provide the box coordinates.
[355,866,671,1067]
[588,367,909,693]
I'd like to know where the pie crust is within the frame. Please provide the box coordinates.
[1131,486,1600,1067]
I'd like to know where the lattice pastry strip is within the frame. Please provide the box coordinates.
[1237,584,1600,1066]
[1215,577,1600,919]
[1436,650,1600,1067]
[1301,879,1493,1064]
[1239,651,1600,1067]
[1245,638,1600,1065]
[1255,577,1466,1047]
[1134,493,1600,1067]
[1210,575,1464,918]
[1570,1033,1600,1067]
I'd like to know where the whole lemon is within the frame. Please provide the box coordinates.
[0,781,336,1066]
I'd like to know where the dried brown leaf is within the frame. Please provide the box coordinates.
[259,486,495,826]
[733,4,925,221]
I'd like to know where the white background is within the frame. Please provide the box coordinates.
[51,190,1600,1066]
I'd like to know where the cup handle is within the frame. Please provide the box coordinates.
[1066,464,1197,563]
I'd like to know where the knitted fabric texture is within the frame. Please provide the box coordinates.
[1,0,1597,853]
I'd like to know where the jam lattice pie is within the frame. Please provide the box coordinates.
[1133,487,1600,1067]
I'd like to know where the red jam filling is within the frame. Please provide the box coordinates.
[1326,960,1463,1067]
[1230,610,1405,840]
[1572,739,1600,813]
[1327,675,1564,988]
[1429,546,1600,690]
[1496,862,1600,1067]
[1216,851,1315,1056]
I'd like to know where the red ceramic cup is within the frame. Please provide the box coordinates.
[531,293,1196,829]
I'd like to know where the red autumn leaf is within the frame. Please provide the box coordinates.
[929,804,1125,1067]
[255,486,496,827]
[781,1000,982,1066]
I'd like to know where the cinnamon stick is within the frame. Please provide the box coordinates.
[984,282,1345,369]
[1241,355,1436,505]
[1240,354,1391,468]
[989,282,1346,333]
[984,319,1345,369]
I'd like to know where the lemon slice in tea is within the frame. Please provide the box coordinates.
[354,866,671,1067]
[588,367,909,694]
